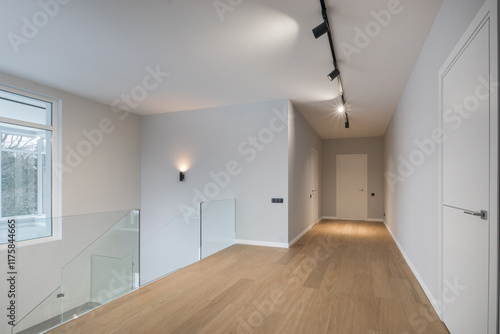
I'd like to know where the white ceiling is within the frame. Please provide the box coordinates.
[0,0,442,139]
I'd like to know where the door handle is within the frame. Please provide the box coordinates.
[463,210,488,220]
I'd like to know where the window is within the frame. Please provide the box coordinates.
[0,87,59,246]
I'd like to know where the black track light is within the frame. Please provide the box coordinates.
[328,68,340,81]
[312,21,329,39]
[313,0,351,129]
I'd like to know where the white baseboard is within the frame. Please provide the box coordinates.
[288,219,321,247]
[235,239,289,249]
[236,218,323,249]
[383,220,440,316]
[322,216,383,222]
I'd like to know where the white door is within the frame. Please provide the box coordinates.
[336,154,367,220]
[311,148,319,224]
[440,8,493,334]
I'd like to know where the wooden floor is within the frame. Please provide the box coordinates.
[49,220,449,334]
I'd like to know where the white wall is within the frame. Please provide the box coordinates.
[384,0,486,303]
[288,102,322,243]
[0,71,141,333]
[141,99,289,259]
[322,137,384,220]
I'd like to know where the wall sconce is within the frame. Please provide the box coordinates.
[179,171,185,182]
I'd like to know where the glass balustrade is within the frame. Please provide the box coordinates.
[201,199,236,258]
[140,203,201,285]
[12,209,140,334]
[13,199,235,333]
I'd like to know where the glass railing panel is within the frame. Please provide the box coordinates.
[60,209,140,322]
[132,247,140,288]
[201,199,236,258]
[12,286,62,334]
[140,204,201,286]
[90,252,135,304]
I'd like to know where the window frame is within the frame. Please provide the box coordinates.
[0,84,61,249]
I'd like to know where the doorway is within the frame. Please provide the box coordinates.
[311,148,319,225]
[336,154,368,220]
[440,2,498,333]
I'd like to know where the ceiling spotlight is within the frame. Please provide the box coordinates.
[345,113,350,129]
[337,105,345,113]
[328,69,340,81]
[312,21,329,39]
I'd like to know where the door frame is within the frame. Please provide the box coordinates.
[311,148,319,225]
[438,1,498,331]
[336,154,368,220]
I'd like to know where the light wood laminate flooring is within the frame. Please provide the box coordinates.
[49,220,449,334]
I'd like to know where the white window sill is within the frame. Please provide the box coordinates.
[0,215,60,250]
